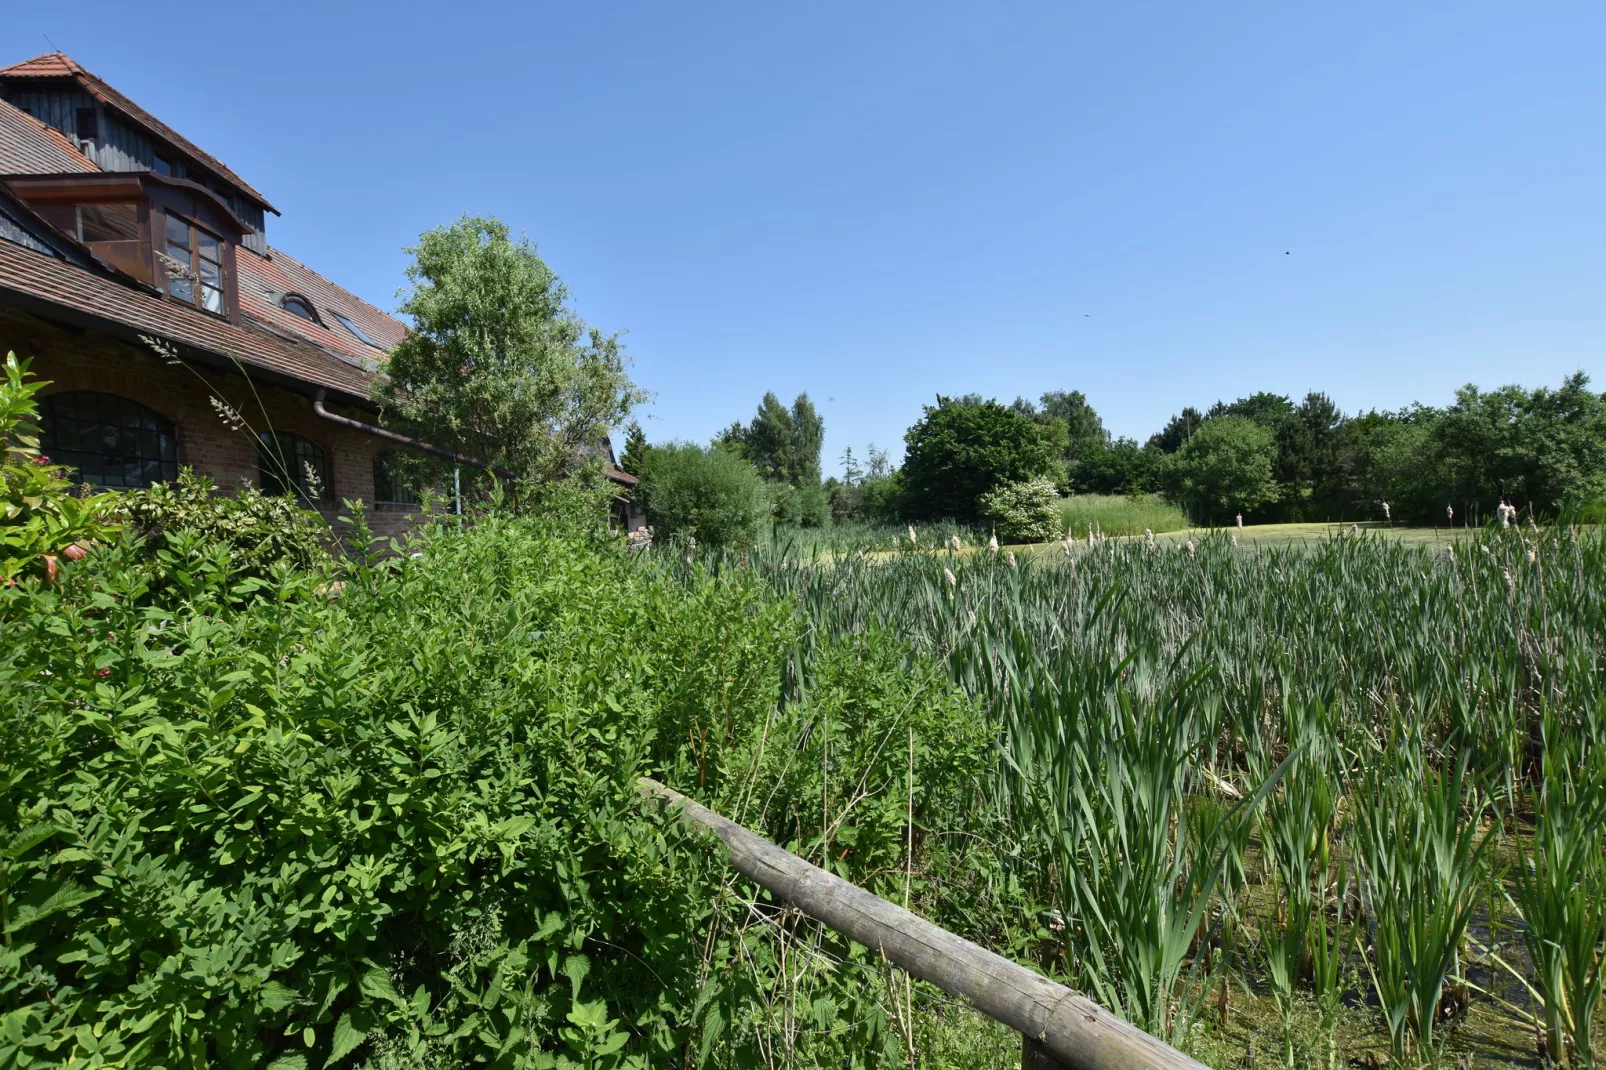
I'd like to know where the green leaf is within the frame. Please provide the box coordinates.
[328,1011,367,1065]
[360,966,405,1007]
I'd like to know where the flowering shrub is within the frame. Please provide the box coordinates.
[0,353,116,584]
[978,476,1062,543]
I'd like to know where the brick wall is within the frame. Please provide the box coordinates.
[2,305,426,547]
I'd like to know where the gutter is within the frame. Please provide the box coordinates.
[312,388,518,479]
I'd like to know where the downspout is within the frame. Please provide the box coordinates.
[312,388,518,480]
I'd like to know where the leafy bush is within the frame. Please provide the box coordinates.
[636,441,770,548]
[770,479,829,528]
[901,398,1053,523]
[1164,415,1280,523]
[0,506,1000,1067]
[0,354,117,584]
[978,476,1061,543]
[112,468,333,577]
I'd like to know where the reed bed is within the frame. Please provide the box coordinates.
[676,523,1606,1067]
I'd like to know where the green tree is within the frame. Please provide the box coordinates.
[1073,436,1161,495]
[902,397,1053,522]
[375,215,644,490]
[1038,390,1110,450]
[1435,372,1606,515]
[636,442,770,549]
[1147,407,1205,454]
[1166,415,1281,523]
[618,420,650,476]
[719,392,825,489]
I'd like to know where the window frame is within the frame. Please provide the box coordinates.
[39,391,179,489]
[371,450,418,504]
[280,294,322,324]
[163,211,227,316]
[76,203,141,244]
[257,432,331,501]
[330,310,380,348]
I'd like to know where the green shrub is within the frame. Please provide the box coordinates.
[978,476,1061,543]
[112,468,333,577]
[0,353,117,583]
[901,398,1053,523]
[0,514,796,1067]
[636,441,770,548]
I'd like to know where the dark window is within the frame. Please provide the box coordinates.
[258,432,329,500]
[281,295,319,322]
[40,392,178,489]
[164,212,225,314]
[75,107,98,140]
[330,310,380,347]
[152,155,174,177]
[77,204,140,243]
[372,451,417,504]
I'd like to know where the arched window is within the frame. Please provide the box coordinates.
[372,451,418,504]
[280,294,320,323]
[257,432,330,500]
[39,391,178,488]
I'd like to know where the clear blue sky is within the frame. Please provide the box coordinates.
[14,2,1604,474]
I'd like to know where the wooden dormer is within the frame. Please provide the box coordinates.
[7,170,249,320]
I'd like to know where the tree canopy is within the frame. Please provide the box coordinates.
[375,215,643,490]
[901,397,1053,522]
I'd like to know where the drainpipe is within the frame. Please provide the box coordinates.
[312,389,517,480]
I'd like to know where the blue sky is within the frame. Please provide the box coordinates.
[13,2,1604,474]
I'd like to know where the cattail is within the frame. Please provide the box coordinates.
[1445,543,1455,555]
[1236,513,1243,529]
[1007,551,1017,569]
[1231,534,1238,547]
[1503,568,1515,596]
[1185,539,1196,558]
[1382,501,1391,521]
[987,531,999,554]
[950,534,962,552]
[1061,539,1072,557]
[1350,523,1360,536]
[1145,528,1155,550]
[1087,528,1095,548]
[1446,504,1454,523]
[1480,543,1491,556]
[1528,546,1537,564]
[944,567,956,587]
[908,524,918,547]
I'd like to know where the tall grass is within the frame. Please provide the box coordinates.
[1057,493,1187,539]
[661,523,1606,1065]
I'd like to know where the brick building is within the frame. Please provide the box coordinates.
[0,52,639,541]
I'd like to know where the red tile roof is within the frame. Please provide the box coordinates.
[237,247,407,370]
[0,97,98,175]
[0,240,375,399]
[0,53,276,213]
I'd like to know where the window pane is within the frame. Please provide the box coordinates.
[169,277,193,302]
[198,258,221,286]
[197,231,221,260]
[202,286,224,313]
[152,155,173,177]
[78,204,139,243]
[167,240,193,267]
[41,392,178,489]
[166,214,190,248]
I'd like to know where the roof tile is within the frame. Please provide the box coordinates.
[237,248,406,369]
[0,240,375,399]
[0,97,98,175]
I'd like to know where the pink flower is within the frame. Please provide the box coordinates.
[97,668,112,677]
[33,455,51,466]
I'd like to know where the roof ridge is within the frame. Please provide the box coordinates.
[1,51,276,212]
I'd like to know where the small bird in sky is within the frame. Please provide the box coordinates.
[1285,251,1290,255]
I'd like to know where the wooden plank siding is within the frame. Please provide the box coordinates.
[0,85,269,255]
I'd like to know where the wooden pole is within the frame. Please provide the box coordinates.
[638,777,1207,1070]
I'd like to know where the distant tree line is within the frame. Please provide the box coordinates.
[624,372,1606,546]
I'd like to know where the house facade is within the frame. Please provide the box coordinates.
[0,52,640,540]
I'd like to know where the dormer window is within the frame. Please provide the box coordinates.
[281,294,320,323]
[152,155,174,177]
[77,204,139,243]
[75,107,98,142]
[164,212,225,314]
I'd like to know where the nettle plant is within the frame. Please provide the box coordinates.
[0,353,117,584]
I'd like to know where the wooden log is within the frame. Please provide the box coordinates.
[637,777,1206,1070]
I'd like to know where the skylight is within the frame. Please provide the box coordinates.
[331,310,380,348]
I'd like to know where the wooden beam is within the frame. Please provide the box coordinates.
[637,777,1207,1070]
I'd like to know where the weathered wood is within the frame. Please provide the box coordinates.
[638,777,1206,1070]
[1023,1035,1071,1069]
